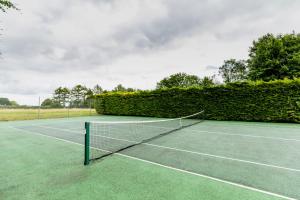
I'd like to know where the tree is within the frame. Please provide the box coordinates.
[0,0,18,12]
[70,85,88,107]
[112,84,137,92]
[0,97,11,105]
[0,97,18,106]
[200,76,215,87]
[112,84,127,92]
[156,73,202,89]
[41,98,61,108]
[248,33,300,81]
[53,87,70,107]
[9,100,18,106]
[86,89,93,98]
[219,59,248,83]
[93,84,103,95]
[126,88,135,92]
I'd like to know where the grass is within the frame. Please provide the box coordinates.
[0,108,97,121]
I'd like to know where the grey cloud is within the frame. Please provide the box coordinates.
[4,0,299,73]
[111,0,289,52]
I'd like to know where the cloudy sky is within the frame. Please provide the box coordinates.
[0,0,300,105]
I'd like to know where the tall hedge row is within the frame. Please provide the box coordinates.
[95,79,300,123]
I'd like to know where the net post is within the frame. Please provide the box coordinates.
[84,122,90,165]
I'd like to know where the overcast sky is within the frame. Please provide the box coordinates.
[0,0,300,105]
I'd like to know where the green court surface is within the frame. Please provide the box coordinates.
[1,116,300,200]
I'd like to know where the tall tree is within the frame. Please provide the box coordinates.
[156,73,202,89]
[70,85,88,107]
[248,33,300,81]
[219,59,248,83]
[53,87,70,107]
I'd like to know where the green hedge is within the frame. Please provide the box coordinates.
[95,79,300,122]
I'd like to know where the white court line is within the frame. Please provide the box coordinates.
[186,129,300,142]
[34,125,85,135]
[27,125,300,173]
[202,122,300,129]
[93,134,300,173]
[118,154,297,200]
[9,126,296,200]
[144,143,300,172]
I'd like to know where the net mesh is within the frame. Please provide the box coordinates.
[85,111,205,163]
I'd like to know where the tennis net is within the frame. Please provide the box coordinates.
[84,111,205,165]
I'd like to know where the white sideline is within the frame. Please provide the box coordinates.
[35,125,85,135]
[9,126,296,200]
[144,143,300,172]
[26,125,300,172]
[206,122,300,129]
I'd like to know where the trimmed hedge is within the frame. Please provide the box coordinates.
[95,79,300,123]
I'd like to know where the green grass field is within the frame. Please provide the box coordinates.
[0,108,97,121]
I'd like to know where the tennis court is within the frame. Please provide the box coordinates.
[1,115,300,200]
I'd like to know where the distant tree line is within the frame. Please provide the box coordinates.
[41,84,140,108]
[0,97,18,106]
[156,73,216,89]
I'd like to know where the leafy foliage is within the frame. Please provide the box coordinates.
[219,59,248,83]
[0,97,19,106]
[9,100,18,106]
[0,0,18,12]
[200,76,216,87]
[54,87,70,107]
[46,84,103,108]
[248,33,300,81]
[41,98,61,108]
[95,79,300,123]
[93,84,103,95]
[70,85,89,107]
[156,73,215,89]
[112,84,137,92]
[112,84,127,92]
[0,97,11,105]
